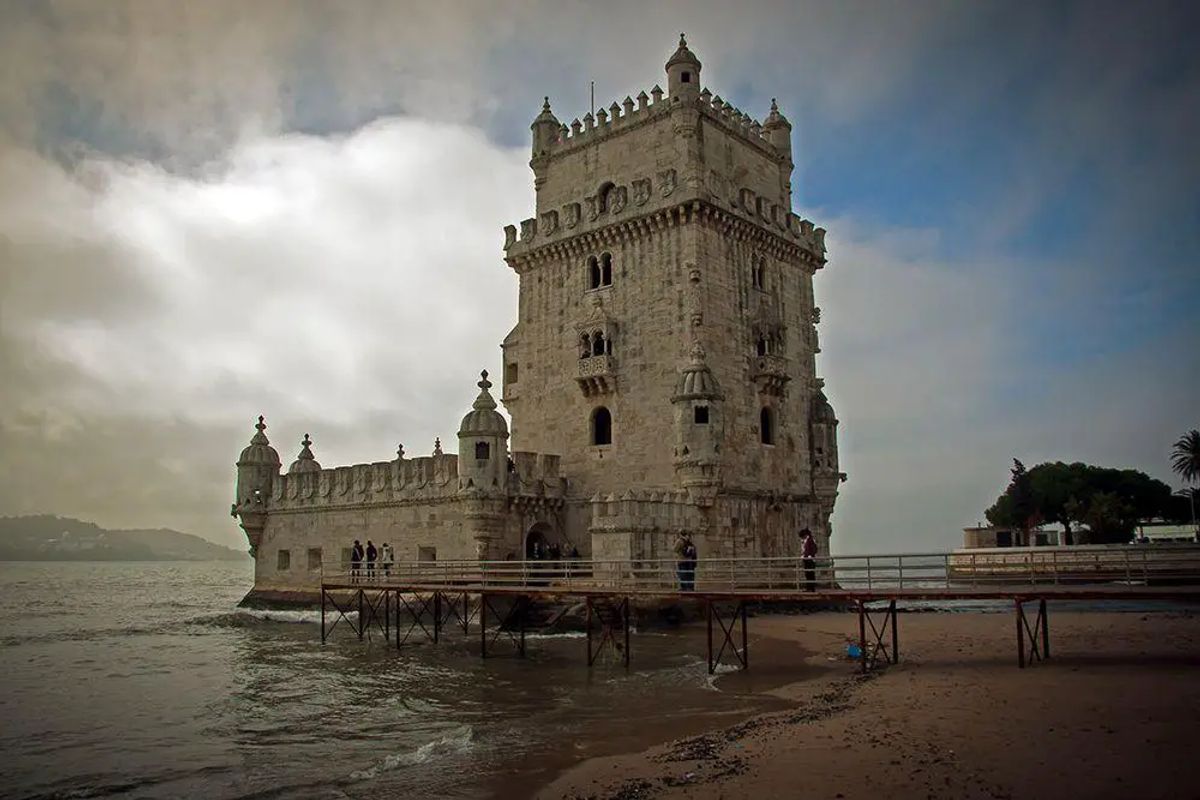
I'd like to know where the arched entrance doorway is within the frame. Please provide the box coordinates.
[525,526,550,560]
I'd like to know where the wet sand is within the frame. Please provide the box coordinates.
[537,610,1200,800]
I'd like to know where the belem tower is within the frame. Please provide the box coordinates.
[232,36,845,605]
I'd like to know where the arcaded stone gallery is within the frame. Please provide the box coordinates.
[232,36,845,604]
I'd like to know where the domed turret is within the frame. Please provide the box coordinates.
[233,416,280,557]
[239,416,280,467]
[673,342,723,402]
[288,433,321,474]
[763,98,793,161]
[531,96,560,159]
[457,370,510,492]
[666,33,701,104]
[671,342,724,489]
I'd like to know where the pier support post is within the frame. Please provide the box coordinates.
[320,588,326,644]
[858,601,868,674]
[480,592,487,658]
[1015,598,1049,668]
[434,592,442,644]
[357,589,364,641]
[858,600,898,672]
[706,600,749,674]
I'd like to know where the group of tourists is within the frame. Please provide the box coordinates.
[349,539,394,582]
[673,527,822,592]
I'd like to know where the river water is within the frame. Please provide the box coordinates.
[0,562,797,799]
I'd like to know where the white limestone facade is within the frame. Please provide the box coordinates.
[232,36,845,604]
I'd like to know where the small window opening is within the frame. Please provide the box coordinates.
[580,333,592,358]
[694,406,709,424]
[504,361,518,384]
[587,256,601,289]
[592,331,605,357]
[277,549,291,571]
[475,441,491,460]
[756,336,768,357]
[597,183,614,213]
[682,71,691,83]
[592,406,612,446]
[418,546,437,562]
[600,252,613,286]
[760,407,774,445]
[308,547,322,571]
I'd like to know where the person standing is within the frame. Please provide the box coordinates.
[365,540,378,581]
[350,540,363,583]
[674,533,697,591]
[800,528,818,591]
[381,542,394,578]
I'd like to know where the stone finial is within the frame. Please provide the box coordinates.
[434,437,443,455]
[542,96,551,113]
[397,443,405,459]
[650,85,663,104]
[251,415,269,445]
[478,369,492,392]
[288,432,321,473]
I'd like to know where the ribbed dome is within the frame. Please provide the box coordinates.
[673,342,723,401]
[238,416,281,467]
[458,371,509,438]
[811,390,837,423]
[764,98,790,128]
[666,33,701,69]
[288,433,322,474]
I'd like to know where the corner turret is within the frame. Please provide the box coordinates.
[457,370,510,492]
[666,33,701,105]
[457,370,511,559]
[531,96,560,159]
[234,416,280,556]
[763,98,793,162]
[671,341,724,493]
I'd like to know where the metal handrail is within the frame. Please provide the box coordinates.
[318,545,1200,593]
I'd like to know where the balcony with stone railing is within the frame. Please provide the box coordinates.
[749,353,790,396]
[576,354,617,396]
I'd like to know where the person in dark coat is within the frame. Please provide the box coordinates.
[365,540,377,580]
[800,528,818,591]
[350,540,364,582]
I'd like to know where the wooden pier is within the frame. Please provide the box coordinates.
[319,548,1200,673]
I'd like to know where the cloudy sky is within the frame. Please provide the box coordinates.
[0,1,1196,553]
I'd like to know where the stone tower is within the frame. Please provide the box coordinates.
[499,34,843,561]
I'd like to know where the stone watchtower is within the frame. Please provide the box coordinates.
[501,35,844,562]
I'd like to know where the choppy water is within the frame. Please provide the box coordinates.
[0,562,793,799]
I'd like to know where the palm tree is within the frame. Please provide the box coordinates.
[1172,430,1200,536]
[1172,430,1200,484]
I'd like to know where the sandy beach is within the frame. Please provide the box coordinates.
[537,609,1200,800]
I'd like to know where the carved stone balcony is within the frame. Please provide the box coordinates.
[576,354,617,396]
[749,353,790,396]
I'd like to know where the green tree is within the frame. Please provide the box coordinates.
[985,459,1041,537]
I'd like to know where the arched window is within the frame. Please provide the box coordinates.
[587,256,601,290]
[760,407,774,445]
[592,406,612,446]
[756,335,768,357]
[592,331,605,357]
[600,252,613,286]
[597,182,615,213]
[475,441,490,460]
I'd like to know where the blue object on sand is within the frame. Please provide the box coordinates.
[846,642,863,659]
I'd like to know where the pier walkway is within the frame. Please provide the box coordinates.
[319,546,1200,673]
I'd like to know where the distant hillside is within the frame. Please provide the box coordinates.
[0,515,248,561]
